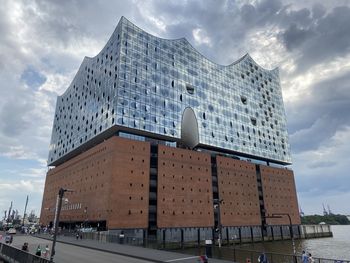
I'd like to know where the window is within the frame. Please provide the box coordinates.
[186,84,194,94]
[241,96,247,105]
[251,117,257,126]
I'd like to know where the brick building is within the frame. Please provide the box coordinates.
[40,17,300,242]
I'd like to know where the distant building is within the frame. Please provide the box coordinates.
[40,17,300,242]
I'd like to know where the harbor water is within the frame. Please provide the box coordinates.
[180,225,350,261]
[235,225,350,260]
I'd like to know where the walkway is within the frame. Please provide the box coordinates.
[11,234,234,263]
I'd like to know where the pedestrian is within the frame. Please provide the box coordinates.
[43,245,50,258]
[302,250,308,263]
[21,242,28,252]
[9,235,13,245]
[80,233,83,240]
[308,253,315,263]
[76,233,79,240]
[258,252,268,263]
[198,255,208,263]
[35,245,41,257]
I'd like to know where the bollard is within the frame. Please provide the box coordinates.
[205,239,212,258]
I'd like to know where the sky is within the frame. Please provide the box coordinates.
[1,0,350,217]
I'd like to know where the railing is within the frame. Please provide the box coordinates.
[209,247,350,263]
[0,242,50,263]
[78,232,349,263]
[38,232,349,263]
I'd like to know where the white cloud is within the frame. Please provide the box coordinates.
[0,178,45,216]
[0,179,44,192]
[293,126,350,213]
[192,28,212,46]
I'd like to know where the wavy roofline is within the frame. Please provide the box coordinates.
[120,16,278,71]
[84,16,278,71]
[58,16,279,98]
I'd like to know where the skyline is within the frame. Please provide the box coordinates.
[1,0,350,216]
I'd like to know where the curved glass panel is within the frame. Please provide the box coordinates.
[48,17,292,165]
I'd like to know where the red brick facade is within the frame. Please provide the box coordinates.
[216,157,261,226]
[157,145,214,228]
[40,136,150,229]
[260,165,301,225]
[40,137,300,230]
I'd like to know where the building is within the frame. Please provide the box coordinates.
[40,17,300,242]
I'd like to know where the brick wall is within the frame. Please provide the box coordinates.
[157,145,214,228]
[216,156,261,226]
[40,136,150,229]
[260,165,301,225]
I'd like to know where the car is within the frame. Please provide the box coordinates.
[6,228,16,235]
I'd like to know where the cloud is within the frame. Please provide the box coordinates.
[0,179,44,193]
[289,71,350,153]
[280,5,350,72]
[20,66,47,89]
[293,126,350,213]
[192,28,211,46]
[0,178,45,216]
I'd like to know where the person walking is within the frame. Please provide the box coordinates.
[308,253,315,263]
[35,245,41,257]
[43,245,50,258]
[302,250,308,263]
[198,255,208,263]
[258,252,268,263]
[21,242,28,251]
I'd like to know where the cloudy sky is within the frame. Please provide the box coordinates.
[1,0,350,218]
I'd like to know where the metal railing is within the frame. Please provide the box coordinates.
[37,232,350,263]
[212,247,350,263]
[0,242,51,263]
[77,232,350,263]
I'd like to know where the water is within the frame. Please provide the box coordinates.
[237,225,350,260]
[180,225,350,261]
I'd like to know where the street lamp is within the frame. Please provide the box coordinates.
[266,213,296,263]
[271,213,296,256]
[84,206,88,228]
[50,188,73,263]
[213,199,223,248]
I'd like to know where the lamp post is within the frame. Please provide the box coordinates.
[271,213,295,256]
[213,199,223,248]
[50,188,73,263]
[267,213,296,263]
[84,206,88,228]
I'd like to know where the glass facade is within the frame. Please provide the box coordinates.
[48,17,291,165]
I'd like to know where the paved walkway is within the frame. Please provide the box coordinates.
[5,235,151,263]
[29,234,234,263]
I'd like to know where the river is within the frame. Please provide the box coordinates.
[237,225,350,260]
[180,225,350,261]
